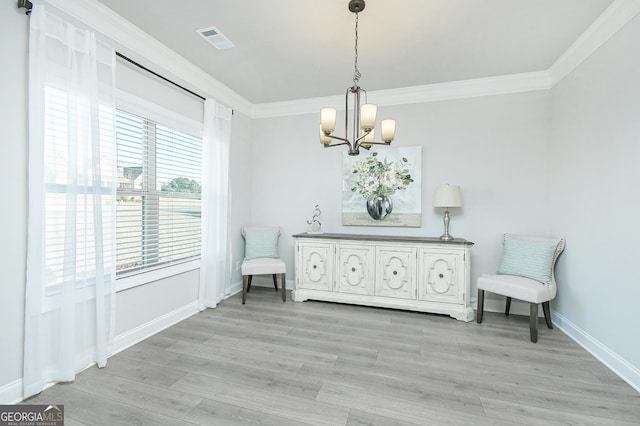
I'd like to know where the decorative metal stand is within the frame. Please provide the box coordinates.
[306,205,323,234]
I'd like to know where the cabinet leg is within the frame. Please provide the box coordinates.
[505,297,512,316]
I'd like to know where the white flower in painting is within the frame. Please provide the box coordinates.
[351,152,413,200]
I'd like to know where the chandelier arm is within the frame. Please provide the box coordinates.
[353,129,371,144]
[318,0,395,156]
[357,141,392,147]
[323,134,351,144]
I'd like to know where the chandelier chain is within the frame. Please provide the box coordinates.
[353,12,361,85]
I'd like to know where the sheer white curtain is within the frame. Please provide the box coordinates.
[199,99,233,309]
[24,4,117,398]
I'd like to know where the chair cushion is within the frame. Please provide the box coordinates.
[242,258,286,275]
[477,274,554,304]
[497,235,560,284]
[244,227,279,260]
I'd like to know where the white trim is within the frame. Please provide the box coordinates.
[46,0,252,115]
[252,71,551,119]
[229,279,243,297]
[45,0,640,120]
[0,378,23,405]
[116,260,200,292]
[475,297,640,391]
[112,301,199,354]
[549,0,640,87]
[552,311,640,393]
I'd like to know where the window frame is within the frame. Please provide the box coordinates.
[114,91,203,292]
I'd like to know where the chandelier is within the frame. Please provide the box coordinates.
[319,0,396,156]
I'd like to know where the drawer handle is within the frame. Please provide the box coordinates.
[351,267,356,272]
[393,270,398,275]
[313,265,317,269]
[439,273,444,279]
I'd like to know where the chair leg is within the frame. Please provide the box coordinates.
[280,273,286,302]
[542,301,553,329]
[477,289,484,323]
[272,274,278,291]
[242,275,248,304]
[530,303,538,343]
[505,297,512,316]
[247,275,253,292]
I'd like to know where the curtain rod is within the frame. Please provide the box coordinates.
[18,0,32,14]
[115,52,206,102]
[18,0,235,114]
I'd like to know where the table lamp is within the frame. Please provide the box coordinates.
[433,184,463,241]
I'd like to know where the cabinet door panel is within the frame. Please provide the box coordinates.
[299,243,333,290]
[336,245,373,295]
[419,251,462,303]
[376,247,416,299]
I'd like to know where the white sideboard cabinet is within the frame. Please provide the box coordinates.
[293,233,474,322]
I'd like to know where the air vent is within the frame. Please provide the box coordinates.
[196,26,235,50]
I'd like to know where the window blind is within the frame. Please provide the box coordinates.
[115,109,202,275]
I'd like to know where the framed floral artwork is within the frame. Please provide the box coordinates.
[342,146,422,227]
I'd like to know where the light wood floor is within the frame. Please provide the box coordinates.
[25,288,640,425]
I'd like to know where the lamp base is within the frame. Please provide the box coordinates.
[440,209,454,241]
[440,233,454,241]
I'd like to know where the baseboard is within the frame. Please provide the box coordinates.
[112,301,199,354]
[552,311,640,393]
[229,279,242,296]
[0,379,23,405]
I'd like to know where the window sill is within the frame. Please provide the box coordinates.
[116,259,200,292]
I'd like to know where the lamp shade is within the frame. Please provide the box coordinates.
[320,108,337,133]
[319,125,332,145]
[434,184,463,208]
[381,119,396,142]
[360,104,377,130]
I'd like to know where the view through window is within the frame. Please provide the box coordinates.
[115,109,202,275]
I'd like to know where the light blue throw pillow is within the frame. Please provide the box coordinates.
[497,235,560,284]
[244,228,279,260]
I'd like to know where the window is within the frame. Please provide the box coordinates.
[115,109,202,276]
[43,85,117,291]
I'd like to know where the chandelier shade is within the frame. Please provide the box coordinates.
[318,0,396,156]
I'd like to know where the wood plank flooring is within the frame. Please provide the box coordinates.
[24,288,640,425]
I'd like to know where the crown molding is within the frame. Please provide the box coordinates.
[45,0,253,116]
[44,0,640,120]
[252,71,551,119]
[549,0,640,87]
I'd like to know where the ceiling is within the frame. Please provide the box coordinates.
[96,0,614,104]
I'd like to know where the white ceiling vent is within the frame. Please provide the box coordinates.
[196,26,235,50]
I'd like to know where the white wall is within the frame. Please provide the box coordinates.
[550,13,640,382]
[249,91,552,302]
[0,1,29,401]
[229,110,253,290]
